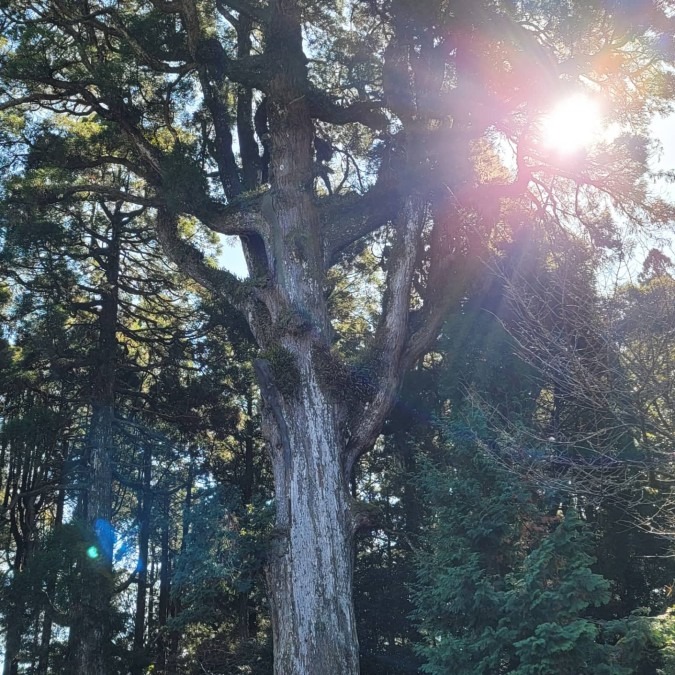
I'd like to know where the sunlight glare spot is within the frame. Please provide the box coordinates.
[541,94,602,154]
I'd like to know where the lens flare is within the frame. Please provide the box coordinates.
[86,545,99,559]
[541,94,602,154]
[94,518,115,560]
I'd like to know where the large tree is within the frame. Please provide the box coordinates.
[2,0,674,672]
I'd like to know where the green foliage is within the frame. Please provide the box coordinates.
[504,512,612,674]
[169,488,273,673]
[412,426,668,675]
[160,148,212,213]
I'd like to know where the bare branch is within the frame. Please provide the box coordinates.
[345,195,427,470]
[321,186,399,265]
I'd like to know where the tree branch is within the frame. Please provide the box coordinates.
[403,199,475,367]
[190,192,266,237]
[345,195,427,471]
[0,93,69,112]
[31,185,160,208]
[155,208,251,313]
[307,90,388,129]
[217,0,270,25]
[321,186,399,265]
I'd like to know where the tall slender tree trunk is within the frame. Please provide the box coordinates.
[2,596,21,675]
[4,501,38,675]
[69,205,122,674]
[237,389,256,640]
[3,488,24,675]
[36,478,66,675]
[164,456,193,674]
[132,442,153,674]
[2,537,24,675]
[3,414,40,675]
[67,406,115,674]
[156,491,171,672]
[147,544,157,646]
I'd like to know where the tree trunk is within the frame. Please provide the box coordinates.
[3,434,40,675]
[36,479,66,675]
[2,621,20,675]
[2,574,22,675]
[155,491,171,672]
[237,388,256,640]
[248,3,361,667]
[147,543,156,645]
[68,403,114,675]
[69,205,121,674]
[132,442,153,673]
[258,358,359,674]
[3,503,24,675]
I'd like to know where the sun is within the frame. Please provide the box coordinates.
[540,94,603,154]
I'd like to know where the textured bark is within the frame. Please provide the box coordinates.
[262,362,359,674]
[246,2,362,668]
[227,2,366,670]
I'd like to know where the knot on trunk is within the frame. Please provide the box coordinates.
[274,306,313,337]
[265,526,290,561]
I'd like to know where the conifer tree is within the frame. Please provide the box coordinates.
[412,425,661,675]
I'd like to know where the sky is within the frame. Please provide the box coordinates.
[218,235,248,278]
[652,113,675,179]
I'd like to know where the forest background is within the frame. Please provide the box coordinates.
[3,0,675,673]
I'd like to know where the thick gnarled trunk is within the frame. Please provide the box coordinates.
[260,358,358,674]
[246,3,362,669]
[152,2,433,671]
